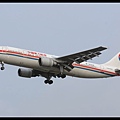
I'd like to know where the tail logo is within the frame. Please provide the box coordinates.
[119,54,120,61]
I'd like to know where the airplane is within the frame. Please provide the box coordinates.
[0,46,119,85]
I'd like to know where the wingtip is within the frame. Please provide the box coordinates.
[100,46,108,50]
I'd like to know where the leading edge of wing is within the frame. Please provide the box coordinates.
[56,46,107,64]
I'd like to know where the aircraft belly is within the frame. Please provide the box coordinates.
[65,67,109,78]
[1,54,60,73]
[0,54,39,68]
[0,54,9,62]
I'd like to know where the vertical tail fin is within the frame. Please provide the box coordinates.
[104,52,120,69]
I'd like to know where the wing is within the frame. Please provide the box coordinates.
[56,46,107,71]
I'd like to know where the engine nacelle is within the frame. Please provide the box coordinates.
[18,68,33,78]
[39,56,57,67]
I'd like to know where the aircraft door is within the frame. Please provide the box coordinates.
[100,65,105,73]
[1,46,9,62]
[2,46,8,54]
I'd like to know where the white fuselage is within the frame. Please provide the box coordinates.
[0,46,118,78]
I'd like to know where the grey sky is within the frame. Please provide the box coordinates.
[0,3,120,116]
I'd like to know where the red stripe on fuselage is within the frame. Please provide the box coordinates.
[1,49,46,59]
[73,63,117,76]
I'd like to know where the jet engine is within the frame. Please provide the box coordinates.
[18,68,33,78]
[39,56,57,67]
